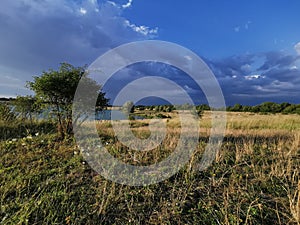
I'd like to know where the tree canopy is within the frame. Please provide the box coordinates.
[27,63,109,138]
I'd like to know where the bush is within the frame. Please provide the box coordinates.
[0,103,16,122]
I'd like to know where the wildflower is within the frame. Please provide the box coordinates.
[12,138,17,142]
[35,132,39,136]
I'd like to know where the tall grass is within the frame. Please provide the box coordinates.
[0,112,299,224]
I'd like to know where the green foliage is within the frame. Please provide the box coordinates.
[232,103,243,112]
[0,103,16,122]
[136,105,175,113]
[227,102,300,114]
[0,121,55,140]
[196,104,210,111]
[13,95,40,122]
[27,63,109,138]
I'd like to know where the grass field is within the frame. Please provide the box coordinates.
[0,112,299,224]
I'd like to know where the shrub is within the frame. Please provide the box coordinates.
[0,103,16,122]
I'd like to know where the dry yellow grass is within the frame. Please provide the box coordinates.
[1,111,299,224]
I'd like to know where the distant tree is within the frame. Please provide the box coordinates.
[283,104,300,114]
[27,63,109,138]
[242,105,252,112]
[197,104,210,111]
[258,102,282,113]
[231,104,243,112]
[280,102,291,111]
[295,105,300,114]
[0,97,15,102]
[135,105,145,111]
[165,105,174,112]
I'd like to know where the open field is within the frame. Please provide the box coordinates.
[1,112,299,224]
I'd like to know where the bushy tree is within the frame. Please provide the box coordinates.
[27,63,109,138]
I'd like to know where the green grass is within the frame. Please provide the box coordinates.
[0,113,299,224]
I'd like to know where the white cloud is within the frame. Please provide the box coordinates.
[290,65,298,70]
[244,74,265,80]
[124,20,158,36]
[122,0,133,9]
[294,42,300,55]
[183,85,197,94]
[80,7,87,15]
[184,55,192,61]
[107,1,117,7]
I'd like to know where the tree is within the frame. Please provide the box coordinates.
[258,102,281,113]
[27,63,109,138]
[13,96,40,124]
[231,103,243,112]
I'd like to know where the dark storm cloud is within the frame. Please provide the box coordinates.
[0,0,157,96]
[258,51,300,70]
[102,48,300,106]
[203,50,300,105]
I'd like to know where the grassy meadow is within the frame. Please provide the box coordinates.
[0,111,299,224]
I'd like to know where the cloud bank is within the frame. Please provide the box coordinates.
[0,0,157,96]
[205,49,300,105]
[103,47,300,106]
[0,0,299,105]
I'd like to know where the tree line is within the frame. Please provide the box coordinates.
[136,102,300,114]
[226,102,300,114]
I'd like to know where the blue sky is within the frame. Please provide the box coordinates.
[1,0,300,105]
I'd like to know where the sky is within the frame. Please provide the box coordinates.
[0,0,300,105]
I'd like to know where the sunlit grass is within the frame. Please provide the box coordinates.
[0,112,299,224]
